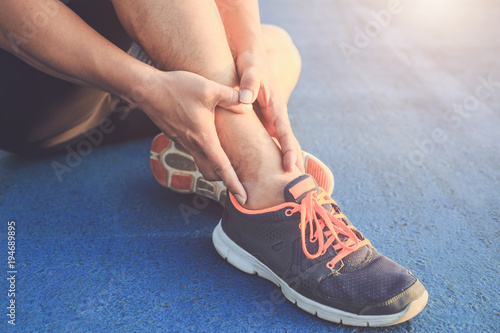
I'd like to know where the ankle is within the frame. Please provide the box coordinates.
[241,169,302,210]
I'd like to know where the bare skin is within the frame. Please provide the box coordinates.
[111,0,304,208]
[0,0,303,209]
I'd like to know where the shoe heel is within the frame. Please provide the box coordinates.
[150,133,171,154]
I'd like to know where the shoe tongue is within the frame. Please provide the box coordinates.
[284,174,320,203]
[284,176,366,265]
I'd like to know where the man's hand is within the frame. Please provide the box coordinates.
[215,0,304,173]
[135,70,249,204]
[237,51,304,173]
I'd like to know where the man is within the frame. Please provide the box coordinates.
[0,0,427,326]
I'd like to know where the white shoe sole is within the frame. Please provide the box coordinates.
[212,221,428,327]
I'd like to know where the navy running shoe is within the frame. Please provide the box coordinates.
[212,174,428,327]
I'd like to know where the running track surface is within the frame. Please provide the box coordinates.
[0,0,499,332]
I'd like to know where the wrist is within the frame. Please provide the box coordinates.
[119,62,163,108]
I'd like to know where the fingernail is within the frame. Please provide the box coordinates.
[240,89,253,104]
[234,194,246,206]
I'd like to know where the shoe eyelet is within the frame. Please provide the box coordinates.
[285,209,293,217]
[326,262,334,269]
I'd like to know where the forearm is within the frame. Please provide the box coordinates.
[0,0,156,102]
[215,0,265,56]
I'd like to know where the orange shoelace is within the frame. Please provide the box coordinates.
[287,191,370,271]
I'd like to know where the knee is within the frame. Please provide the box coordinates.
[262,24,294,46]
[262,24,301,72]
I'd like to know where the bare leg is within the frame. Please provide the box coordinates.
[112,0,301,209]
[260,24,302,104]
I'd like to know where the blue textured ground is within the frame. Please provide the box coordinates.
[1,0,499,332]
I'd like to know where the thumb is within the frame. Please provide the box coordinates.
[239,68,260,104]
[214,84,251,114]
